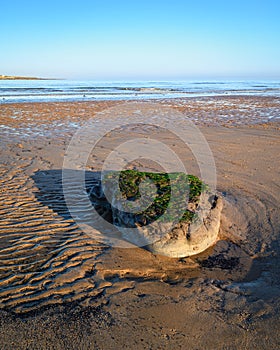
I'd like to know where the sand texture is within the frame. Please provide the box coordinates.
[0,98,279,349]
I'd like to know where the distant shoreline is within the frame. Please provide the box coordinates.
[0,75,52,80]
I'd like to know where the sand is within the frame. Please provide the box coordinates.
[0,97,279,349]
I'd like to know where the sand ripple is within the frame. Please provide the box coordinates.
[0,159,109,313]
[0,99,279,315]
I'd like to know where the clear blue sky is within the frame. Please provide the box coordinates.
[1,0,280,79]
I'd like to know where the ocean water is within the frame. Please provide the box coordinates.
[0,80,280,103]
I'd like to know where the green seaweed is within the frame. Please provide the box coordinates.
[103,170,208,225]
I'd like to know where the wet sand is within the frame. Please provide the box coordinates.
[0,98,279,349]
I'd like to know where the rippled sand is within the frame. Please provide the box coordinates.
[0,98,279,349]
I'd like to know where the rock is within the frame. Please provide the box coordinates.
[89,171,222,258]
[145,196,223,258]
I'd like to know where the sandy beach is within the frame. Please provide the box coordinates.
[0,97,279,349]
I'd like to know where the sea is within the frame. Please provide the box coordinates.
[0,80,280,103]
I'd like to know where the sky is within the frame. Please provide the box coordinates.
[1,0,280,80]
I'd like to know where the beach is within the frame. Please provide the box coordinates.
[0,97,279,349]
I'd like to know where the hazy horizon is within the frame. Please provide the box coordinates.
[1,0,280,80]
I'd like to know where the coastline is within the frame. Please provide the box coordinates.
[1,80,280,104]
[0,98,279,349]
[0,75,51,80]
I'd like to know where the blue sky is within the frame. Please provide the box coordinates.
[1,0,280,79]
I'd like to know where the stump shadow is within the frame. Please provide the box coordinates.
[32,169,101,221]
